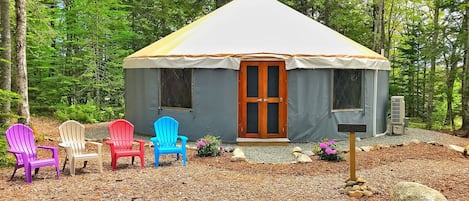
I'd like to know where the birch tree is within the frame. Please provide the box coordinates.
[15,0,30,125]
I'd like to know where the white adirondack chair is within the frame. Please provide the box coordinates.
[59,120,103,176]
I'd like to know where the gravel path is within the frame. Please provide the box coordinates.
[85,125,456,164]
[240,128,453,163]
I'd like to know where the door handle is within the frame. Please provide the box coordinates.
[257,98,262,102]
[279,97,283,103]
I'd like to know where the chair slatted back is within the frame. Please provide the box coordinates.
[5,124,37,165]
[153,116,179,148]
[59,120,86,155]
[108,119,134,150]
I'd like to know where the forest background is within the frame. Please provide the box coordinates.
[1,0,469,138]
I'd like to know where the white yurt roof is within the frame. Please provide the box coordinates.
[124,0,390,70]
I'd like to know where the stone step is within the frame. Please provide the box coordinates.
[236,138,290,146]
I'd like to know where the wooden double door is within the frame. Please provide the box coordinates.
[238,61,287,138]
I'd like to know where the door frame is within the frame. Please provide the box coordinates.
[238,61,288,138]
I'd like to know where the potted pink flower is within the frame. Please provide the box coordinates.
[196,135,223,157]
[316,139,343,162]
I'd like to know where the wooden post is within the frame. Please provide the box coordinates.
[349,131,356,181]
[338,124,366,182]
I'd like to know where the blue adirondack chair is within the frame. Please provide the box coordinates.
[151,116,188,168]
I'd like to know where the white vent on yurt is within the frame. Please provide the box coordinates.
[391,96,405,125]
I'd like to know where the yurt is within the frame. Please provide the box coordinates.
[123,0,390,143]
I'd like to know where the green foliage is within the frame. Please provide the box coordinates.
[0,90,21,166]
[55,104,123,123]
[0,126,16,167]
[196,135,223,157]
[0,89,21,121]
[280,0,373,48]
[128,0,213,50]
[409,116,462,131]
[314,138,343,162]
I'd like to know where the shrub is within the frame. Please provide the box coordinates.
[314,138,343,162]
[196,135,223,157]
[0,89,21,121]
[55,104,123,123]
[0,127,15,167]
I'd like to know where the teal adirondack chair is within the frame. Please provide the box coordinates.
[151,116,188,168]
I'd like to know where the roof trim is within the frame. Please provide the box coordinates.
[123,55,390,71]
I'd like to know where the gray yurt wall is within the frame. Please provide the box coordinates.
[125,68,239,143]
[125,68,389,143]
[287,69,389,142]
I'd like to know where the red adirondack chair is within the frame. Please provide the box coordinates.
[5,124,61,184]
[106,119,145,170]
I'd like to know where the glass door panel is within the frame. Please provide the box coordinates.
[267,103,279,133]
[268,66,279,97]
[247,66,259,97]
[247,103,259,133]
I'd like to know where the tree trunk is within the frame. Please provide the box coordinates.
[322,0,332,27]
[443,47,457,134]
[379,0,385,54]
[372,0,379,52]
[426,2,439,129]
[0,0,11,125]
[422,61,427,119]
[462,4,469,137]
[385,0,396,58]
[15,0,30,125]
[216,0,230,8]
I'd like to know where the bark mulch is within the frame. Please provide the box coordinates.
[1,117,469,200]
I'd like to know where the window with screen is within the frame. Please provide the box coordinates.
[332,69,362,110]
[160,68,192,108]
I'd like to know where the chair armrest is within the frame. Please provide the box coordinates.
[105,140,116,148]
[7,149,24,155]
[177,135,188,142]
[87,141,103,147]
[58,142,71,148]
[8,149,29,164]
[87,141,103,154]
[37,145,58,151]
[37,145,59,159]
[150,137,159,147]
[177,136,188,148]
[133,139,145,144]
[58,143,72,157]
[105,140,117,155]
[133,139,145,150]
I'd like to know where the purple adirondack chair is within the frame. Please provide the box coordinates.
[5,124,61,184]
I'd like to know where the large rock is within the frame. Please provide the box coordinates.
[448,145,464,153]
[465,145,469,157]
[231,148,246,162]
[292,146,303,153]
[296,154,312,163]
[390,182,447,201]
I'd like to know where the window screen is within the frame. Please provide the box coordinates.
[161,69,192,108]
[333,70,362,110]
